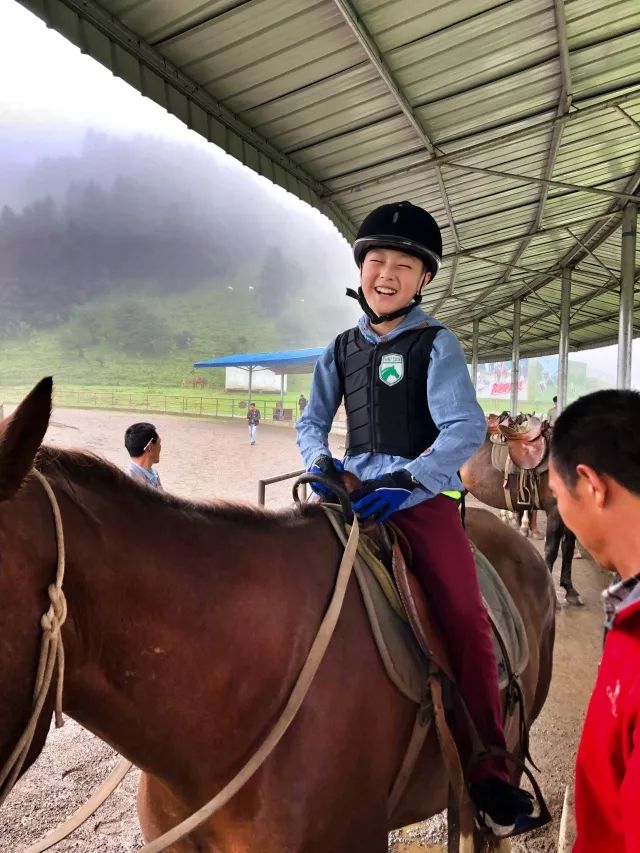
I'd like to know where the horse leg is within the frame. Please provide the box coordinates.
[519,510,530,537]
[137,772,219,852]
[543,506,563,574]
[138,771,389,853]
[529,510,544,540]
[560,528,583,606]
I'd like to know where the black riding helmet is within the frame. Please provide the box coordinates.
[347,201,443,325]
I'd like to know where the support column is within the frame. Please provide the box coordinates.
[280,372,285,406]
[510,300,521,415]
[558,268,571,412]
[471,318,479,389]
[617,205,637,389]
[247,365,253,404]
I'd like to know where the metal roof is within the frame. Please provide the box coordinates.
[16,0,640,360]
[194,347,324,373]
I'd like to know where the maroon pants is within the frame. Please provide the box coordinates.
[392,495,508,781]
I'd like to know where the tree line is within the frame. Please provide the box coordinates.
[0,133,356,344]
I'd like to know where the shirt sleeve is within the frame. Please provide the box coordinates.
[296,340,343,469]
[405,328,486,496]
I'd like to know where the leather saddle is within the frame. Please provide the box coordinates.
[360,521,455,681]
[301,474,521,689]
[489,414,549,471]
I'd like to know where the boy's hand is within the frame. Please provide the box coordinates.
[350,470,416,522]
[308,455,345,497]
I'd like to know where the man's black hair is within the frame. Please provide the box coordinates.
[124,422,158,458]
[552,395,557,403]
[551,389,640,494]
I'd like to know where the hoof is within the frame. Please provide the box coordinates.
[531,531,544,540]
[565,590,585,607]
[519,528,529,537]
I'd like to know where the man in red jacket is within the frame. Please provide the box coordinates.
[549,389,640,852]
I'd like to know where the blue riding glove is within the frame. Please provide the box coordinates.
[308,455,345,497]
[350,469,417,522]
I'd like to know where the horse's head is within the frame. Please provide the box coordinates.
[0,378,55,799]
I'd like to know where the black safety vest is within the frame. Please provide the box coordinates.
[334,324,442,458]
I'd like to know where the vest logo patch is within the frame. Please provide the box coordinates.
[379,353,404,386]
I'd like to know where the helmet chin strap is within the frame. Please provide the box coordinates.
[345,287,422,324]
[346,269,427,325]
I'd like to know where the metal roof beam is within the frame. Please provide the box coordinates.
[149,1,256,48]
[569,266,638,324]
[442,162,640,204]
[446,162,640,321]
[505,319,638,357]
[453,269,640,342]
[463,252,567,280]
[569,299,640,336]
[564,227,618,282]
[326,88,640,197]
[445,211,619,260]
[481,111,564,292]
[616,106,640,135]
[554,0,573,114]
[465,248,616,280]
[330,0,460,251]
[480,0,573,309]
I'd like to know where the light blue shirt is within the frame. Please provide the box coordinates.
[126,460,163,491]
[296,306,486,509]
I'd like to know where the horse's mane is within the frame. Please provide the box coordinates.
[34,445,320,529]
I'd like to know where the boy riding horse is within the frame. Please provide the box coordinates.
[296,201,545,838]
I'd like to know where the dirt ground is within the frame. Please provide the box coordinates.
[0,407,607,852]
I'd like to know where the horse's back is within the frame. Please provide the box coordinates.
[465,507,552,599]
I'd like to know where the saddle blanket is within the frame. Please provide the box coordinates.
[324,509,529,705]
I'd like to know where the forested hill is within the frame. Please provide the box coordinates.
[0,132,358,344]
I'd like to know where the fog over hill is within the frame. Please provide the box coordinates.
[0,128,359,345]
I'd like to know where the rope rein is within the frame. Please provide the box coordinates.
[0,469,67,807]
[140,511,360,852]
[1,473,361,853]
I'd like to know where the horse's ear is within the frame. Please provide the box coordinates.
[0,377,53,502]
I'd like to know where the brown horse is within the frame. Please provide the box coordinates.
[0,380,555,852]
[461,435,581,606]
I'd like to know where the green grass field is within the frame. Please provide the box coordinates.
[0,283,560,419]
[0,280,320,396]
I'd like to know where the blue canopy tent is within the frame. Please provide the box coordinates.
[194,348,324,405]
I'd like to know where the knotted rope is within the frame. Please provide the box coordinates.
[0,469,67,807]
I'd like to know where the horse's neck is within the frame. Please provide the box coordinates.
[59,493,237,764]
[58,490,330,783]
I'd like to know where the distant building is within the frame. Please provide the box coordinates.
[224,366,287,393]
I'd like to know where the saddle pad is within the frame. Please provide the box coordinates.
[324,509,529,704]
[491,440,549,476]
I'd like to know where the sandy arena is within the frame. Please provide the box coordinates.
[0,406,607,852]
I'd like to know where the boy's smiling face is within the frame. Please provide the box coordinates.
[360,247,430,319]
